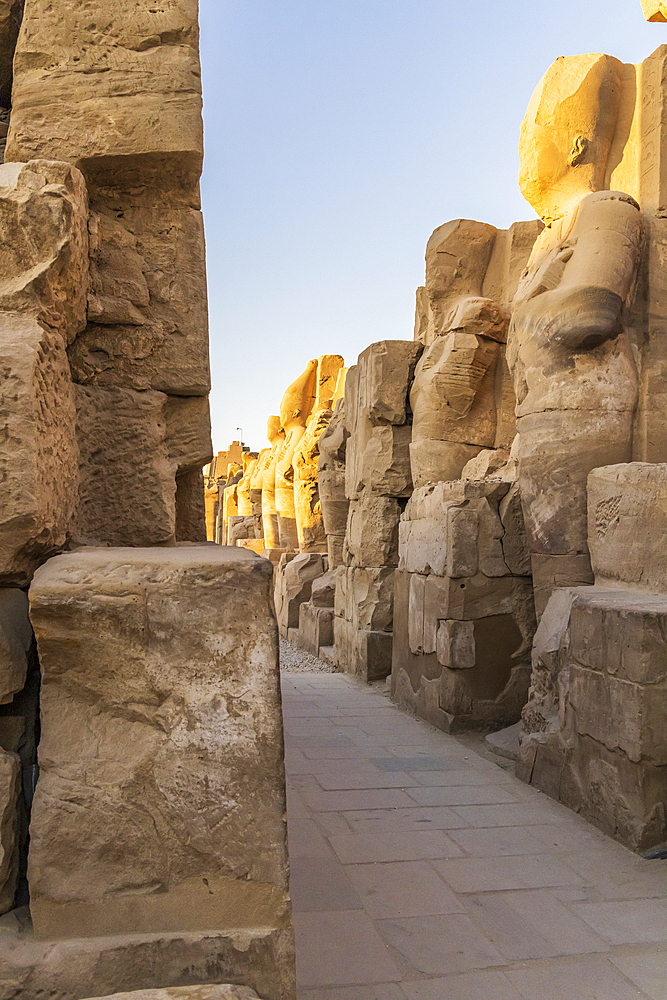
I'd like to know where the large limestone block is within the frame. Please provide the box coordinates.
[273,553,326,636]
[0,314,78,585]
[7,0,203,192]
[69,207,210,396]
[0,589,33,705]
[341,566,394,632]
[73,387,211,547]
[0,924,295,1000]
[72,386,176,547]
[0,748,19,915]
[297,603,333,656]
[587,463,667,591]
[399,481,511,577]
[81,988,262,1000]
[333,616,392,682]
[345,341,421,499]
[344,496,400,568]
[0,160,89,343]
[28,547,291,944]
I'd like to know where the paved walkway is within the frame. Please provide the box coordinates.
[282,670,667,1000]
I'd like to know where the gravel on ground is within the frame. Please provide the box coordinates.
[279,638,335,673]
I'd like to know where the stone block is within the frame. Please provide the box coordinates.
[297,604,333,656]
[399,480,510,577]
[408,574,451,655]
[0,589,33,705]
[498,482,531,577]
[436,620,476,669]
[81,987,261,1000]
[0,1,21,107]
[72,386,176,547]
[0,314,78,586]
[642,0,667,21]
[343,566,394,631]
[0,748,19,914]
[0,160,89,344]
[344,495,400,568]
[333,616,392,682]
[587,463,667,592]
[0,925,295,1000]
[7,0,203,193]
[69,207,210,396]
[344,341,421,499]
[27,547,291,946]
[530,552,594,619]
[311,569,336,608]
[274,553,326,637]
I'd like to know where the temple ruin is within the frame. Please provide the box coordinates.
[225,42,667,856]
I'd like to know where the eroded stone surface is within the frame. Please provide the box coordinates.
[0,748,19,915]
[0,314,78,586]
[0,589,32,705]
[81,986,261,1000]
[28,548,291,946]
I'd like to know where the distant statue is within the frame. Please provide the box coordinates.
[292,356,345,552]
[507,53,643,614]
[257,416,285,550]
[275,360,318,550]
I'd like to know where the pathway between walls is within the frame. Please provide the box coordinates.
[281,667,667,1000]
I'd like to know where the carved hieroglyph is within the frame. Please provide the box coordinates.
[508,54,643,616]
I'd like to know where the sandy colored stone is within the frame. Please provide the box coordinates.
[292,356,344,552]
[317,398,349,566]
[28,547,290,943]
[0,160,89,344]
[0,1,21,107]
[344,495,400,568]
[273,553,326,637]
[0,925,294,1000]
[7,0,203,193]
[311,568,336,608]
[333,616,392,681]
[275,360,318,550]
[508,54,643,614]
[587,463,667,591]
[80,987,261,1000]
[345,341,421,500]
[642,0,667,21]
[69,206,210,396]
[0,314,78,586]
[0,589,32,705]
[296,604,333,656]
[0,748,19,915]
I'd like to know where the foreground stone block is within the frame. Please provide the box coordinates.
[0,314,78,585]
[81,987,262,1000]
[28,548,292,955]
[0,924,294,1000]
[0,160,89,344]
[7,0,203,191]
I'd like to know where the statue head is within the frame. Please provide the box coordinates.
[519,54,624,223]
[267,415,283,445]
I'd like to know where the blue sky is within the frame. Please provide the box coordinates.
[199,1,665,453]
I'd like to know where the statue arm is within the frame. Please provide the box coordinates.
[519,193,642,352]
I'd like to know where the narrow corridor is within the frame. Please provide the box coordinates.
[282,670,667,1000]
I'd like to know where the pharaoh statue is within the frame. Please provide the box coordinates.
[236,452,258,518]
[259,416,287,551]
[275,359,318,550]
[409,221,510,489]
[507,53,643,616]
[219,461,242,544]
[292,356,345,552]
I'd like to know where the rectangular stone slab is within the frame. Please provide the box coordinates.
[27,547,291,944]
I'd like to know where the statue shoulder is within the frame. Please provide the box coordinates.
[579,189,640,214]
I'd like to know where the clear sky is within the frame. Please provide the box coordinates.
[198,0,665,455]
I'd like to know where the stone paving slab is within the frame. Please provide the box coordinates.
[282,671,667,999]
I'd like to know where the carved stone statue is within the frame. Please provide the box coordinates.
[292,356,345,552]
[409,220,509,488]
[507,53,643,615]
[275,359,318,550]
[259,416,286,551]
